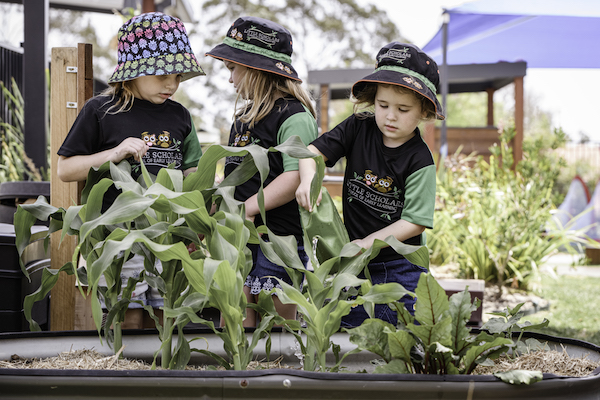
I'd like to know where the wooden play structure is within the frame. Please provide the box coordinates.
[308,61,526,163]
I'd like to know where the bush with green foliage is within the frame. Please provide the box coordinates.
[428,128,590,290]
[0,78,46,182]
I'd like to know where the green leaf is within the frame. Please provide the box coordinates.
[79,190,156,241]
[387,328,416,364]
[462,337,513,374]
[373,359,411,374]
[23,262,76,331]
[300,187,349,265]
[494,370,543,385]
[448,289,478,353]
[414,273,449,326]
[408,315,452,347]
[346,318,393,361]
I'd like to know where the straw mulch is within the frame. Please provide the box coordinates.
[1,346,598,377]
[474,346,600,377]
[0,348,293,371]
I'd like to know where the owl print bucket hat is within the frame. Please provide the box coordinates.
[108,12,205,83]
[206,16,301,82]
[352,42,445,120]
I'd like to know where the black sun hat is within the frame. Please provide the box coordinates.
[205,16,300,82]
[352,42,445,120]
[108,12,205,84]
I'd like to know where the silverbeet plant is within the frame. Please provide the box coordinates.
[14,136,319,370]
[345,273,550,384]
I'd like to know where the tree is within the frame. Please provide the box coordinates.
[196,0,405,136]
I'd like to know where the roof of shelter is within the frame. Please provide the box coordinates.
[307,61,526,100]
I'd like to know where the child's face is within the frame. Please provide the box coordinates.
[224,61,248,98]
[129,74,182,104]
[374,85,425,147]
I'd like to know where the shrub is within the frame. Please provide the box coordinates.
[429,128,589,290]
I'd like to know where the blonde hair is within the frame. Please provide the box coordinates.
[352,82,437,121]
[99,81,137,115]
[233,67,316,129]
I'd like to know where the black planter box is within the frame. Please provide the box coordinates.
[0,223,50,332]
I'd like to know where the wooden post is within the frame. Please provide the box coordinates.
[49,45,94,331]
[49,47,79,331]
[486,88,494,127]
[513,76,524,166]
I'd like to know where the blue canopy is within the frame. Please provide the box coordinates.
[423,0,600,68]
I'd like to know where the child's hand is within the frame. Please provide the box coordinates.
[112,137,153,163]
[295,181,321,212]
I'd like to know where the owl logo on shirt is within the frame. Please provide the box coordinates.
[141,131,157,146]
[363,170,378,186]
[375,176,394,193]
[157,131,172,148]
[232,131,251,147]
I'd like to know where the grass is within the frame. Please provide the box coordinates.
[525,273,600,346]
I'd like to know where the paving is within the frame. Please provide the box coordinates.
[542,253,600,278]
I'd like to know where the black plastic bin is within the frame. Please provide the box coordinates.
[0,223,50,332]
[0,181,50,225]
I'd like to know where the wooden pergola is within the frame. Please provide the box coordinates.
[308,61,527,163]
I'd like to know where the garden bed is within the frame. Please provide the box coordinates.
[0,329,599,400]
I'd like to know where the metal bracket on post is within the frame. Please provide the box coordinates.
[66,66,78,73]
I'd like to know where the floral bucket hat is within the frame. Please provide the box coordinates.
[205,16,300,82]
[108,12,205,84]
[352,42,445,120]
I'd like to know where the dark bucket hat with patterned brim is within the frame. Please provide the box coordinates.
[352,42,445,120]
[108,12,205,84]
[205,16,301,82]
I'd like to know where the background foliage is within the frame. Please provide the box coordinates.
[427,128,589,291]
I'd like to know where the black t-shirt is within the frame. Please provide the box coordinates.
[224,97,317,239]
[58,95,202,208]
[311,114,436,262]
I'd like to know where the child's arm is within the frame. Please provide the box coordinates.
[295,144,328,212]
[243,170,300,222]
[353,219,426,250]
[57,137,152,182]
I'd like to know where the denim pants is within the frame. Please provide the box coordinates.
[341,257,428,328]
[245,242,309,295]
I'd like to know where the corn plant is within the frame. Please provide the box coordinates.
[14,136,320,370]
[255,161,431,372]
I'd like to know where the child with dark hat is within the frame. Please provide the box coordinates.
[206,16,318,327]
[296,42,444,327]
[57,11,205,328]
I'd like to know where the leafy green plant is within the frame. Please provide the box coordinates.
[14,136,321,370]
[255,168,431,372]
[0,77,46,181]
[429,128,591,290]
[345,273,549,384]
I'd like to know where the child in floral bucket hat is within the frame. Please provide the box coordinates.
[206,16,318,327]
[57,12,205,329]
[296,42,444,327]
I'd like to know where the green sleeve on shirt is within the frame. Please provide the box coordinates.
[182,118,203,170]
[277,107,318,172]
[402,164,436,229]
